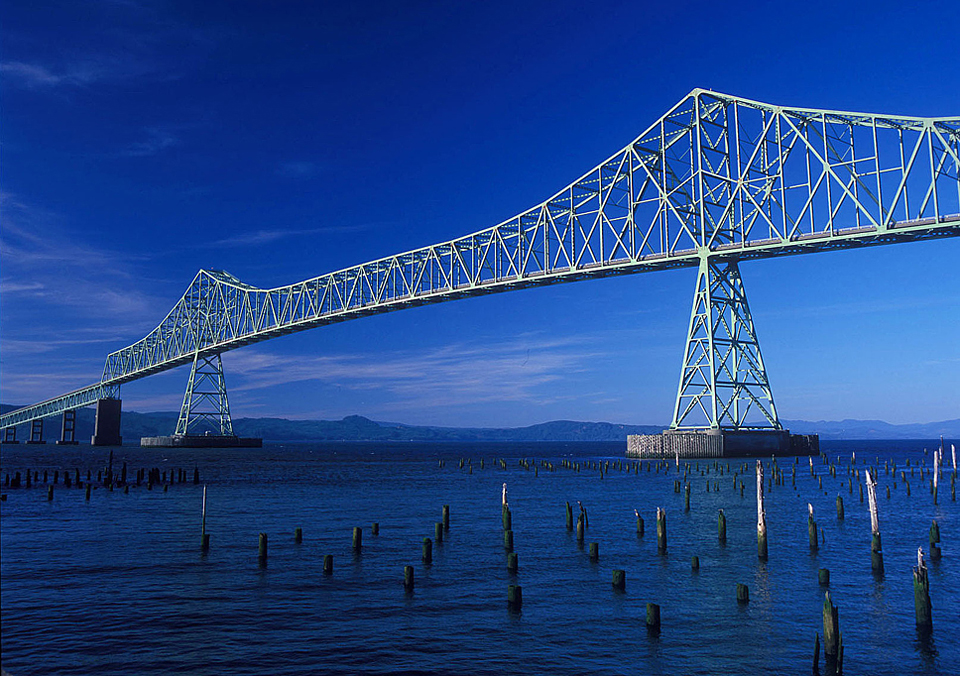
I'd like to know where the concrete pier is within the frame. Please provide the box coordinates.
[140,434,262,448]
[627,428,819,459]
[91,399,123,446]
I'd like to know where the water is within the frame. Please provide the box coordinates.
[1,440,956,675]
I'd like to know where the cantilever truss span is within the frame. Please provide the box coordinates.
[2,89,959,431]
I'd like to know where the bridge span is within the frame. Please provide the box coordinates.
[2,89,958,442]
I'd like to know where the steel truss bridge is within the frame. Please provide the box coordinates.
[3,89,959,438]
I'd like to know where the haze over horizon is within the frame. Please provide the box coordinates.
[2,1,958,429]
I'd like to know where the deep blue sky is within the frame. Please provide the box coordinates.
[2,0,958,427]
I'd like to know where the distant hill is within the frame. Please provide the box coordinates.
[1,404,958,442]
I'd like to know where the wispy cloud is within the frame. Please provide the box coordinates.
[276,161,320,179]
[225,334,603,413]
[0,58,136,89]
[206,224,376,248]
[122,127,180,157]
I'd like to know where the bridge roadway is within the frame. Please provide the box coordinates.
[2,89,959,429]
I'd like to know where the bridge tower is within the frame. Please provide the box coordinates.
[671,255,780,431]
[176,352,234,436]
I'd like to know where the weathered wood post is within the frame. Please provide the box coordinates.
[507,552,518,573]
[435,522,444,544]
[913,547,933,628]
[822,592,840,662]
[422,537,433,564]
[403,565,415,591]
[818,568,830,586]
[442,504,450,531]
[576,512,585,545]
[258,533,268,564]
[836,495,844,520]
[588,542,599,561]
[504,529,514,552]
[635,508,645,536]
[866,470,883,573]
[929,520,941,560]
[612,569,625,590]
[353,526,363,553]
[718,508,726,544]
[808,504,818,551]
[502,508,512,531]
[684,482,691,511]
[507,584,523,610]
[566,501,573,530]
[737,583,749,604]
[656,507,667,554]
[813,633,821,672]
[933,448,939,504]
[47,485,54,501]
[646,603,661,631]
[295,527,303,544]
[757,461,768,560]
[691,555,699,570]
[372,522,379,535]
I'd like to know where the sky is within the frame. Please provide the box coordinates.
[1,0,958,428]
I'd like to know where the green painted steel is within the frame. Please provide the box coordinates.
[2,90,958,431]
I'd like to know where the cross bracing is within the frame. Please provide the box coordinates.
[2,89,958,430]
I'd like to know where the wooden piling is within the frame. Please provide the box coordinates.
[201,533,210,551]
[656,507,667,554]
[258,533,268,563]
[295,527,303,544]
[47,485,54,501]
[502,507,512,531]
[404,565,415,591]
[507,584,522,609]
[866,470,883,573]
[813,633,820,672]
[646,603,660,630]
[85,484,92,501]
[757,461,768,560]
[507,552,518,573]
[808,504,818,550]
[504,529,514,552]
[323,554,333,574]
[576,513,585,545]
[566,501,573,530]
[422,537,433,564]
[635,509,645,536]
[929,520,941,560]
[588,542,599,561]
[737,583,749,604]
[372,522,380,535]
[435,522,444,544]
[913,548,932,627]
[684,482,691,511]
[612,569,625,590]
[718,509,727,544]
[353,526,362,552]
[442,504,450,531]
[691,555,699,570]
[836,495,844,520]
[822,591,840,658]
[818,568,830,585]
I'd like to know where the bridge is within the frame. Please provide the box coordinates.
[2,89,958,445]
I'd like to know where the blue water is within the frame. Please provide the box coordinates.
[1,440,956,675]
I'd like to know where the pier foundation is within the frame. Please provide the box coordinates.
[91,398,123,446]
[627,428,818,459]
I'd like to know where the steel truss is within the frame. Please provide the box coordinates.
[175,353,234,436]
[672,257,779,429]
[2,89,958,430]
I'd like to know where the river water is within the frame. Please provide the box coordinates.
[0,440,956,675]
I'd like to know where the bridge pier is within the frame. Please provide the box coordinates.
[3,427,18,444]
[57,409,79,445]
[91,398,123,446]
[27,419,46,444]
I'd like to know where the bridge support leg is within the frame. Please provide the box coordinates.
[671,256,780,431]
[176,353,234,436]
[27,419,46,444]
[57,409,80,445]
[91,398,123,446]
[4,426,19,444]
